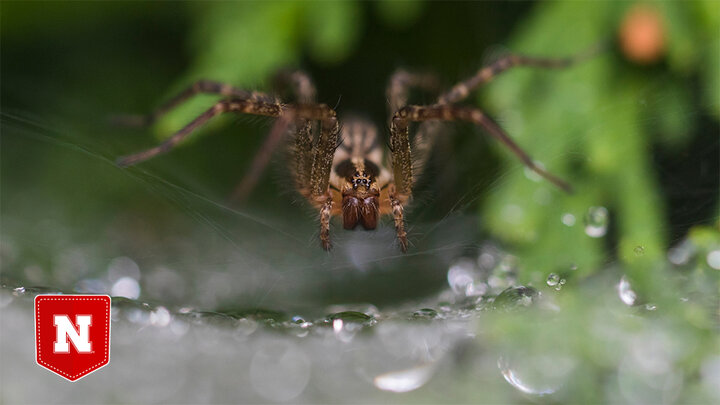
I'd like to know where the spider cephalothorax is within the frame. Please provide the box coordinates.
[116,49,595,252]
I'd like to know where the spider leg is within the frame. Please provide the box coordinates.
[393,104,572,192]
[117,98,287,167]
[111,79,273,127]
[387,69,441,117]
[388,184,409,253]
[438,45,601,104]
[297,104,339,250]
[229,70,319,202]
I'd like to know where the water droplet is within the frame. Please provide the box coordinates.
[634,245,645,256]
[584,206,609,238]
[569,264,578,271]
[232,318,258,341]
[328,311,374,342]
[498,355,574,396]
[412,308,439,320]
[668,239,694,265]
[12,286,25,295]
[706,250,720,270]
[150,306,171,327]
[291,315,306,324]
[493,286,538,310]
[447,259,485,297]
[617,276,637,306]
[373,362,436,393]
[332,318,344,333]
[546,273,560,287]
[645,303,657,311]
[561,213,576,226]
[111,276,140,299]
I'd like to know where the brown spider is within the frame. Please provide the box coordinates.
[116,49,594,253]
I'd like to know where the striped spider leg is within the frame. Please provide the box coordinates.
[115,77,340,250]
[386,49,596,250]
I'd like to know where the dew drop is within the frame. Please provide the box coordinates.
[668,239,694,265]
[561,213,576,226]
[447,259,485,297]
[412,308,439,320]
[12,286,25,295]
[546,273,560,287]
[634,245,645,256]
[706,250,720,270]
[373,362,436,393]
[584,206,609,238]
[617,276,637,306]
[498,355,574,396]
[493,286,538,310]
[150,306,171,327]
[111,276,140,299]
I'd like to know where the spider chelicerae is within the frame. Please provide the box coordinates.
[117,48,594,253]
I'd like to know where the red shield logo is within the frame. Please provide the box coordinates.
[34,295,111,381]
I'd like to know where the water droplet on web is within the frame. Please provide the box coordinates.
[111,276,140,299]
[12,286,25,295]
[373,362,436,393]
[411,308,439,320]
[546,273,560,287]
[561,213,576,226]
[645,303,657,311]
[327,311,375,342]
[493,286,538,310]
[634,245,645,256]
[150,306,171,327]
[706,250,720,270]
[668,239,694,265]
[498,355,574,396]
[584,206,609,238]
[447,258,485,297]
[617,276,637,306]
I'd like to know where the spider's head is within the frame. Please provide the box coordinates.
[342,170,379,230]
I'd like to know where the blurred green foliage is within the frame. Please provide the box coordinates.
[480,1,719,293]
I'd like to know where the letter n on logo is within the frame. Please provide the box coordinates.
[35,295,111,381]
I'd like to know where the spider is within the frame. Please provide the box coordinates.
[116,48,594,253]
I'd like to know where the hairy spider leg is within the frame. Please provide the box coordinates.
[392,104,572,192]
[111,79,274,128]
[231,70,319,202]
[116,91,339,249]
[438,47,601,105]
